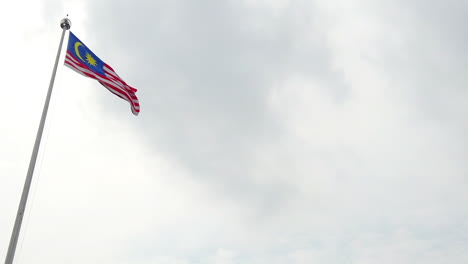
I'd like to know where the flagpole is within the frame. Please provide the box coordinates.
[4,18,71,264]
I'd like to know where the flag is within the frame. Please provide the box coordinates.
[64,32,140,115]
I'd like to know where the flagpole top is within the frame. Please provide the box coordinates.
[60,18,71,30]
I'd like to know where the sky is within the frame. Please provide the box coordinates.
[0,0,467,263]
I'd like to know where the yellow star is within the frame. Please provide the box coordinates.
[85,52,97,66]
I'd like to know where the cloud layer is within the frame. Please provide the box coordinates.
[0,0,467,263]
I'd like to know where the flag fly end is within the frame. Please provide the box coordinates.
[64,31,140,115]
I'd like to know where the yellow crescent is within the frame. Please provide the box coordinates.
[74,42,85,62]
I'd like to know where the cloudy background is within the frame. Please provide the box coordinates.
[1,0,467,263]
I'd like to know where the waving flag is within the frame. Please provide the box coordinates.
[64,32,140,115]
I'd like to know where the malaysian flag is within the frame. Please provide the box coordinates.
[64,32,140,115]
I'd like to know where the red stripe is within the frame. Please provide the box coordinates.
[65,52,139,103]
[65,52,140,114]
[66,53,137,99]
[103,72,138,98]
[104,67,138,93]
[103,64,138,92]
[100,82,140,114]
[67,54,138,100]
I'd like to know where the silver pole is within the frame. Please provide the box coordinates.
[4,18,71,264]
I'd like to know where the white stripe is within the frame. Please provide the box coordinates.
[65,58,139,103]
[66,53,82,65]
[103,66,137,92]
[65,62,92,79]
[103,68,136,93]
[103,65,121,78]
[66,53,140,115]
[100,82,140,112]
[68,53,136,93]
[66,55,131,96]
[65,58,139,105]
[103,71,128,91]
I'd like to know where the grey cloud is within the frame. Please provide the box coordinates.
[40,0,468,263]
[84,0,349,209]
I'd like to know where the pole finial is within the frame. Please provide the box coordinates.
[60,17,71,30]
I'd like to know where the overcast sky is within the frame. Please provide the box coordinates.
[1,0,467,263]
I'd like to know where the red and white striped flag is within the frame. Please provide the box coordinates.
[64,32,140,115]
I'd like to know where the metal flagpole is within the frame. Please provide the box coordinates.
[4,18,71,264]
